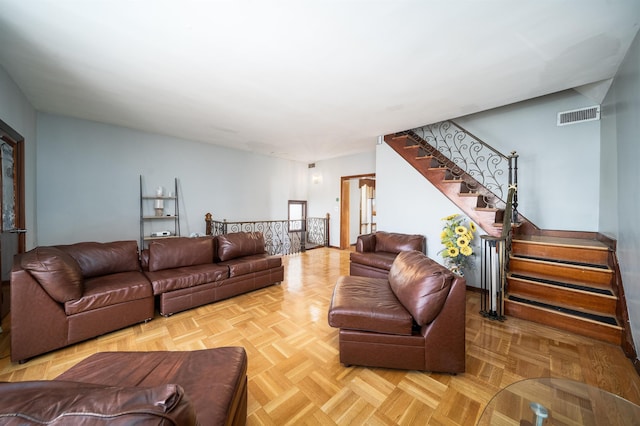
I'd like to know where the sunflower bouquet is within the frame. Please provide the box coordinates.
[439,214,477,275]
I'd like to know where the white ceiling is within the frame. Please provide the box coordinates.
[1,1,639,163]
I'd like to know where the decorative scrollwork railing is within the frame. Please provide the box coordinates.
[204,213,330,256]
[409,120,518,216]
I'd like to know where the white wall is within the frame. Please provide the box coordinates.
[36,113,308,245]
[455,90,601,232]
[376,143,482,287]
[306,149,376,247]
[0,65,37,249]
[600,29,640,356]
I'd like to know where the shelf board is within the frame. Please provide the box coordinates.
[141,196,177,200]
[143,235,180,241]
[142,215,179,219]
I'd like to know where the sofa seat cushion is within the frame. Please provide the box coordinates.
[58,240,140,278]
[0,380,196,425]
[65,271,152,316]
[20,246,84,303]
[350,251,396,271]
[328,275,413,336]
[144,263,229,295]
[55,348,248,426]
[389,250,454,326]
[219,254,282,278]
[148,237,214,272]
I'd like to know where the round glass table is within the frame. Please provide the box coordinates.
[477,377,640,425]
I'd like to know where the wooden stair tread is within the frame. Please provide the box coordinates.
[508,273,615,297]
[510,254,613,273]
[506,296,620,328]
[513,235,609,251]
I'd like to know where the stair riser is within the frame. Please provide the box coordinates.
[509,258,613,287]
[512,241,609,266]
[504,300,622,345]
[507,278,617,316]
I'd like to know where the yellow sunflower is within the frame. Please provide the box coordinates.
[457,236,469,247]
[447,247,459,257]
[441,214,459,221]
[455,225,468,235]
[460,245,473,256]
[469,221,477,232]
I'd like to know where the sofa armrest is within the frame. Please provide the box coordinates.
[421,275,466,373]
[10,258,69,363]
[355,234,376,253]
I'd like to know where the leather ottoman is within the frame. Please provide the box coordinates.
[56,347,248,426]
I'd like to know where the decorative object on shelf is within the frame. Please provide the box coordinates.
[439,213,477,276]
[154,186,164,216]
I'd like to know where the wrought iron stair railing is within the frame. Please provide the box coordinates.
[405,120,519,221]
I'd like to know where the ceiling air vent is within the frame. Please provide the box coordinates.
[557,105,600,126]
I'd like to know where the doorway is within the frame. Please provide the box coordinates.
[339,173,375,249]
[0,119,26,319]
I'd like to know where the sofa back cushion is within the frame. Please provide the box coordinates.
[375,231,425,254]
[148,237,214,272]
[20,246,83,303]
[0,380,197,425]
[58,240,140,278]
[217,232,265,261]
[388,250,453,326]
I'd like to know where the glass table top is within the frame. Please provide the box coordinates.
[477,377,640,425]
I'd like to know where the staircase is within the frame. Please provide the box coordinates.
[506,233,622,344]
[385,128,632,351]
[385,133,534,237]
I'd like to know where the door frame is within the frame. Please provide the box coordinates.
[339,173,375,249]
[0,118,26,254]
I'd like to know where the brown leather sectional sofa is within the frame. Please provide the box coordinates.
[329,250,466,373]
[349,231,426,278]
[11,232,283,363]
[0,347,248,425]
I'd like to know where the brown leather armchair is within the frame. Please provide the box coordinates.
[349,231,426,278]
[329,250,465,373]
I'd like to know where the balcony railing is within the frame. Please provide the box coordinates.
[205,213,330,256]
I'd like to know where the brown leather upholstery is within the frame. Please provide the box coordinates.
[0,347,247,426]
[329,251,465,373]
[328,275,413,335]
[145,233,283,316]
[217,232,265,262]
[0,381,197,425]
[349,231,426,278]
[11,241,154,363]
[147,236,214,272]
[11,234,283,361]
[56,348,247,426]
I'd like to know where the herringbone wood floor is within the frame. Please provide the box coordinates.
[0,247,639,424]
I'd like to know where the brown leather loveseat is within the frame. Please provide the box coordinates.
[0,346,248,425]
[329,250,466,373]
[349,231,426,278]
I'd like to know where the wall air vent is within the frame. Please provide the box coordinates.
[557,105,600,126]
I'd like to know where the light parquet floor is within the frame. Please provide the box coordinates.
[0,247,639,424]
